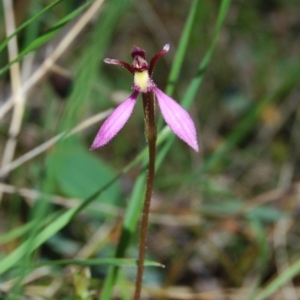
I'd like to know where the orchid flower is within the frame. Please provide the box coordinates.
[90,44,199,152]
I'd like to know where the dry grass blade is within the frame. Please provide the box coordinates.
[1,0,25,179]
[0,266,52,293]
[0,0,105,120]
[0,109,112,177]
[0,181,204,228]
[0,182,122,215]
[274,218,297,300]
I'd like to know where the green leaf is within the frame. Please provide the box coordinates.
[49,140,121,206]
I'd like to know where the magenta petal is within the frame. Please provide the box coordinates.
[90,91,139,150]
[154,87,199,152]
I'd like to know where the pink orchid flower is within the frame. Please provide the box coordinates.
[90,44,199,152]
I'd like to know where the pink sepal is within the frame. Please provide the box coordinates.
[154,87,199,152]
[90,91,139,149]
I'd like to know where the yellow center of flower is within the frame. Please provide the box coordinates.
[134,70,150,93]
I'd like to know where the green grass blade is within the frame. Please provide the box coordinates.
[155,0,232,165]
[0,0,64,53]
[165,0,200,96]
[157,0,200,130]
[155,0,231,171]
[181,0,232,111]
[100,166,147,299]
[20,1,93,54]
[0,211,59,246]
[0,210,65,275]
[0,222,35,246]
[0,148,151,275]
[252,250,300,300]
[0,0,93,75]
[34,258,163,268]
[245,218,270,300]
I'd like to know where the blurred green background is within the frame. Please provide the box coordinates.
[0,0,300,299]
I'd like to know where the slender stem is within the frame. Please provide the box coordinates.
[134,91,157,300]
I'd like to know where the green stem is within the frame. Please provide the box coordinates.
[134,91,157,300]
